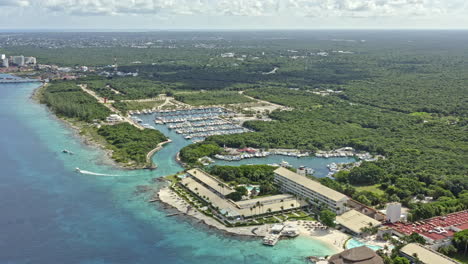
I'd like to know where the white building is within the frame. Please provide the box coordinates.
[400,243,459,264]
[274,167,349,215]
[24,57,37,65]
[221,52,235,58]
[2,58,8,68]
[11,55,25,66]
[1,54,5,60]
[386,202,402,223]
[106,114,124,123]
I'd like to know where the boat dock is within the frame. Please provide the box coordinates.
[148,107,249,142]
[262,233,281,246]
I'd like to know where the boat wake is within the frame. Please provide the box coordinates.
[75,168,123,177]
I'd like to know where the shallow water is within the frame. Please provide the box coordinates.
[1,81,341,264]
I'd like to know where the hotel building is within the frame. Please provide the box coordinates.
[274,167,349,215]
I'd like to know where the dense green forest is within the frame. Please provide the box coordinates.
[25,31,468,221]
[40,81,111,122]
[174,91,254,106]
[179,142,222,164]
[97,123,167,166]
[79,76,172,100]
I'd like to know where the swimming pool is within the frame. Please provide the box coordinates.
[346,238,382,251]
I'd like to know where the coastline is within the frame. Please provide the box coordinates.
[30,83,168,170]
[157,186,346,252]
[146,138,173,168]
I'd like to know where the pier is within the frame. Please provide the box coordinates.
[148,107,250,142]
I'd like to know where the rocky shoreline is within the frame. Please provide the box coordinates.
[31,84,166,170]
[156,186,347,252]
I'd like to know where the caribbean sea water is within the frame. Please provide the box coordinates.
[0,81,338,264]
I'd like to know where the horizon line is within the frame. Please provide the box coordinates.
[1,28,468,33]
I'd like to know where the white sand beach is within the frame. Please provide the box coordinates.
[157,186,349,252]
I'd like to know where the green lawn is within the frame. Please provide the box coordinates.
[452,252,468,264]
[354,184,385,196]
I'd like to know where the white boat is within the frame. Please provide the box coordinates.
[75,167,81,173]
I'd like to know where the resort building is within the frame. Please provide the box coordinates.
[336,209,382,236]
[400,243,459,264]
[273,167,349,215]
[11,55,25,67]
[328,246,383,264]
[347,199,386,221]
[386,210,468,249]
[186,168,234,197]
[182,168,306,219]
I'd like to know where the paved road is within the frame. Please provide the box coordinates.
[79,84,144,130]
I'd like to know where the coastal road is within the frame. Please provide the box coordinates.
[78,84,144,130]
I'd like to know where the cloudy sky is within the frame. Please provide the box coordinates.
[1,0,467,30]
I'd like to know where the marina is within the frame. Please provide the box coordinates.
[131,107,251,142]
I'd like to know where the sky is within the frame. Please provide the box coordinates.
[0,0,467,30]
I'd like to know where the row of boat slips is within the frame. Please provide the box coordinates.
[168,119,229,129]
[175,124,247,135]
[128,107,229,116]
[153,107,250,141]
[156,115,225,124]
[214,151,310,161]
[154,107,230,117]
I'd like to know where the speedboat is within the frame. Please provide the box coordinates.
[62,149,74,155]
[75,167,81,173]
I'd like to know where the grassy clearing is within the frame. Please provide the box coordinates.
[354,184,385,196]
[452,252,468,264]
[174,90,254,106]
[112,100,164,114]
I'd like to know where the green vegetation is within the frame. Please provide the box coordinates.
[24,31,468,222]
[207,86,467,210]
[408,192,468,221]
[97,123,167,167]
[178,142,222,164]
[174,91,254,106]
[319,209,336,228]
[208,165,278,195]
[112,100,164,114]
[354,184,385,196]
[41,81,111,122]
[452,253,468,264]
[80,76,173,100]
[453,230,468,256]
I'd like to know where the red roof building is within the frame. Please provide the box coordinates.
[386,210,468,245]
[237,148,256,153]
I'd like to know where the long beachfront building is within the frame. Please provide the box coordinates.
[274,167,349,215]
[183,168,307,218]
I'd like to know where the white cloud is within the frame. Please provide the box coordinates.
[0,0,30,6]
[7,0,468,18]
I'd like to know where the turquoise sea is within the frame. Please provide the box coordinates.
[0,80,349,264]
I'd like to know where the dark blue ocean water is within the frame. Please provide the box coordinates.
[0,81,346,264]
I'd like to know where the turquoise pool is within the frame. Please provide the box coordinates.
[346,238,382,251]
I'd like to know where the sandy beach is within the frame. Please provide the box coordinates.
[157,186,348,252]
